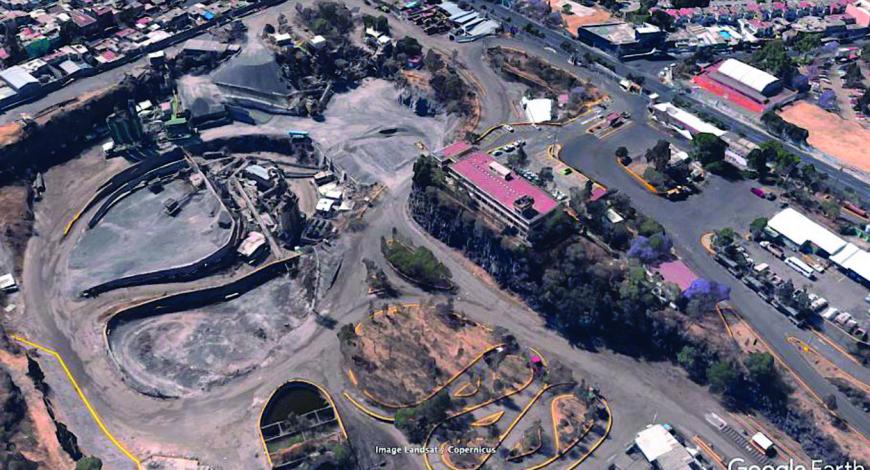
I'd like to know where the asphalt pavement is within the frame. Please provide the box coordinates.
[468,0,870,201]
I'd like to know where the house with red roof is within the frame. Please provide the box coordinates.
[448,151,559,240]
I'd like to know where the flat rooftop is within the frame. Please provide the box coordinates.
[450,151,558,217]
[582,22,638,44]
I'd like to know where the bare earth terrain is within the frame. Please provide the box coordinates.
[779,101,870,172]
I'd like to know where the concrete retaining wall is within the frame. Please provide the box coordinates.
[81,210,242,296]
[105,256,298,334]
[86,159,188,229]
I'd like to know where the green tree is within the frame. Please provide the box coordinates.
[744,353,775,383]
[637,217,664,237]
[412,156,443,189]
[751,39,795,82]
[649,9,674,30]
[395,391,451,442]
[820,199,840,218]
[792,32,821,53]
[715,227,736,247]
[642,167,667,190]
[76,457,103,470]
[843,62,865,89]
[746,147,771,179]
[538,166,554,186]
[423,49,444,72]
[749,217,768,239]
[677,345,706,381]
[615,146,629,159]
[395,36,423,57]
[691,133,726,166]
[645,140,671,171]
[707,361,739,396]
[332,442,355,468]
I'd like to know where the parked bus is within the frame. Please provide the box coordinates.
[785,256,816,280]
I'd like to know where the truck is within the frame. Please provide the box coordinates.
[751,432,776,457]
[759,241,784,259]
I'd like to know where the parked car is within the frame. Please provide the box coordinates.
[751,187,766,198]
[503,124,514,133]
[807,293,828,312]
[821,307,839,320]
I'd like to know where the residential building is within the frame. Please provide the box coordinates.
[577,22,666,59]
[846,0,870,26]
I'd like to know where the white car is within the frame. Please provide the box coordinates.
[503,124,514,133]
[821,307,839,320]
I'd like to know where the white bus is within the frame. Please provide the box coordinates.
[785,256,816,280]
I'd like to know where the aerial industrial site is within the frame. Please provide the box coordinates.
[0,0,869,468]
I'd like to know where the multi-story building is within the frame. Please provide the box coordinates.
[447,150,559,240]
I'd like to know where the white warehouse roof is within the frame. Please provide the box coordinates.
[767,208,846,255]
[829,243,870,283]
[717,58,779,94]
[652,102,726,138]
[522,97,552,123]
[635,425,681,462]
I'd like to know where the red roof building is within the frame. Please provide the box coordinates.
[449,151,559,240]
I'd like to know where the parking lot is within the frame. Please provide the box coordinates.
[738,234,870,339]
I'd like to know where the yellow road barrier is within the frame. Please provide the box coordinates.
[12,335,142,470]
[716,305,734,339]
[342,392,395,423]
[809,330,861,367]
[258,378,348,468]
[565,398,612,470]
[615,157,659,194]
[471,410,505,427]
[692,435,726,469]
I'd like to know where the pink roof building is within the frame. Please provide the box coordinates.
[449,151,559,238]
[434,141,473,162]
[655,260,699,291]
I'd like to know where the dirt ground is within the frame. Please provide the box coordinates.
[0,185,32,274]
[0,349,74,469]
[108,277,312,398]
[778,101,870,172]
[347,303,498,407]
[0,121,24,146]
[552,394,590,449]
[727,314,870,463]
[548,0,612,37]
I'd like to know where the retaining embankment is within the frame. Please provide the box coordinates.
[80,210,242,297]
[86,159,188,229]
[104,256,299,338]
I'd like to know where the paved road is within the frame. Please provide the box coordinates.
[456,7,870,437]
[557,122,870,437]
[468,0,870,201]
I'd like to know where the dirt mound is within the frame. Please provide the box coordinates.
[779,101,870,172]
[0,122,23,147]
[343,303,498,407]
